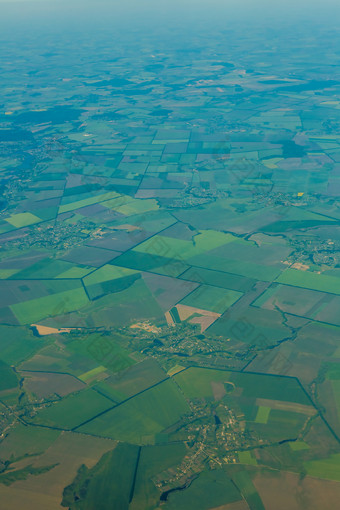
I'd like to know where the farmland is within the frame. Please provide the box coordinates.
[0,2,340,509]
[78,379,190,443]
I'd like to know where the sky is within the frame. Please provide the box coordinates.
[0,0,339,6]
[0,0,340,34]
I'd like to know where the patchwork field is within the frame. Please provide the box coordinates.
[0,6,340,509]
[78,379,190,443]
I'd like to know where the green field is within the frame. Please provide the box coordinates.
[130,443,186,510]
[5,212,41,228]
[255,406,271,424]
[30,389,113,429]
[113,251,189,277]
[180,266,256,293]
[179,284,242,313]
[305,453,340,481]
[78,365,107,383]
[62,443,139,510]
[231,470,265,510]
[0,360,18,391]
[254,409,307,442]
[59,191,120,213]
[10,287,89,324]
[95,358,167,402]
[76,278,166,327]
[12,258,88,280]
[209,306,289,347]
[103,196,159,215]
[238,451,258,466]
[19,342,97,376]
[164,470,242,510]
[67,333,136,375]
[78,379,190,443]
[174,368,311,406]
[83,264,138,286]
[187,254,283,281]
[232,373,311,405]
[276,269,340,295]
[56,266,95,279]
[133,230,235,261]
[290,441,310,451]
[0,424,60,460]
[174,367,233,399]
[253,284,340,326]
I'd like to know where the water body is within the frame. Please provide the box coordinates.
[160,475,198,502]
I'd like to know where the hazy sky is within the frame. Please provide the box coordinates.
[0,0,339,11]
[0,0,339,5]
[1,0,339,29]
